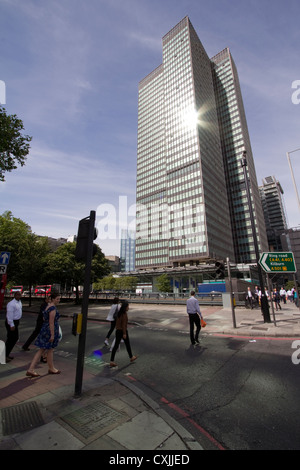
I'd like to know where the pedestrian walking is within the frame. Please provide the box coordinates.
[104,297,120,347]
[258,288,262,306]
[5,291,22,361]
[272,288,281,310]
[245,286,255,309]
[26,293,61,377]
[280,287,287,304]
[291,287,295,302]
[254,286,260,306]
[22,296,51,357]
[294,288,299,307]
[287,289,293,302]
[186,291,203,345]
[110,300,137,368]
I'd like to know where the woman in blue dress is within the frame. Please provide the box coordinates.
[26,293,61,377]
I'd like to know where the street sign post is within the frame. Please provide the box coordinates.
[0,273,7,310]
[259,252,297,273]
[0,252,10,310]
[0,252,10,265]
[0,265,7,274]
[74,211,96,398]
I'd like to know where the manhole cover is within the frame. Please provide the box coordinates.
[1,401,44,435]
[60,402,125,439]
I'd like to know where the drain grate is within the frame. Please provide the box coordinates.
[1,401,44,435]
[251,326,269,331]
[61,402,125,439]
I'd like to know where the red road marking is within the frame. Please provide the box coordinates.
[161,397,226,450]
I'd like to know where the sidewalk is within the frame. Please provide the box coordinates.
[1,300,299,450]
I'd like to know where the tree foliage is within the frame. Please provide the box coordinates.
[45,241,110,302]
[94,275,138,292]
[0,211,33,282]
[0,212,110,302]
[0,106,32,181]
[155,273,172,293]
[19,233,51,292]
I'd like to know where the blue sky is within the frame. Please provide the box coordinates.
[0,0,299,256]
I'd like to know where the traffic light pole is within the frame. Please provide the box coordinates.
[74,210,96,397]
[241,152,271,323]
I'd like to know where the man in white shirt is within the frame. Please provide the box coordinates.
[5,291,22,360]
[280,287,286,304]
[186,291,203,345]
[246,286,254,309]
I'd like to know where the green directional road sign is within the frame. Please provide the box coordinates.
[259,252,297,273]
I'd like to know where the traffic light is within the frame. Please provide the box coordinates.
[75,214,98,262]
[215,261,225,279]
[72,313,83,336]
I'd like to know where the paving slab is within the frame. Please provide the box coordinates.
[15,421,84,450]
[107,410,176,450]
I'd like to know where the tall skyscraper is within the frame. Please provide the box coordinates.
[120,229,136,272]
[259,176,288,251]
[135,17,268,270]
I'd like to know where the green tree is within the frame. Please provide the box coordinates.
[45,242,110,303]
[285,280,296,291]
[94,274,116,291]
[94,275,138,293]
[19,234,51,305]
[121,276,138,291]
[155,273,172,293]
[113,277,124,291]
[0,211,32,283]
[0,106,32,181]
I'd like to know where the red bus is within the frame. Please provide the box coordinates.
[34,285,52,296]
[10,286,23,295]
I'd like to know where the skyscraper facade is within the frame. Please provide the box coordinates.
[211,48,268,263]
[120,229,136,272]
[135,17,267,269]
[259,176,288,251]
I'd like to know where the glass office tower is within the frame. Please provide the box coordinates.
[212,48,268,264]
[120,229,136,272]
[259,176,287,251]
[136,17,267,269]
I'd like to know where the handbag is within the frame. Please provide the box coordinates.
[201,318,206,328]
[58,325,62,341]
[113,304,119,320]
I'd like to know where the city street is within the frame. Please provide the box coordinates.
[1,1,299,454]
[2,303,299,450]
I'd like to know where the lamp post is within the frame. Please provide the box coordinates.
[286,148,300,212]
[241,151,271,323]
